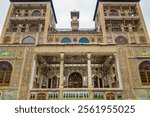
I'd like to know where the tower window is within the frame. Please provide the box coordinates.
[0,61,12,86]
[109,9,118,16]
[3,36,11,44]
[139,36,146,44]
[139,61,150,85]
[22,36,35,44]
[29,24,39,32]
[32,10,41,16]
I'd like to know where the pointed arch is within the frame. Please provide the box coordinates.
[139,61,150,85]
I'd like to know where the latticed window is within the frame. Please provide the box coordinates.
[139,61,150,85]
[139,36,146,44]
[29,24,39,32]
[0,61,12,86]
[109,9,118,16]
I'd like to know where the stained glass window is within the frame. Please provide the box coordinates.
[79,38,89,43]
[61,38,71,43]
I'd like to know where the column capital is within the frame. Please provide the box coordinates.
[87,53,91,60]
[60,53,65,61]
[113,53,118,56]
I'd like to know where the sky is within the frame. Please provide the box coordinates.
[0,0,150,35]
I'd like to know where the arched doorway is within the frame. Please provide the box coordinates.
[68,72,83,88]
[37,93,47,100]
[106,93,116,100]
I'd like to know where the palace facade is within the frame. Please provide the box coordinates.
[0,0,150,100]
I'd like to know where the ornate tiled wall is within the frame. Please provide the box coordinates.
[118,46,150,99]
[134,89,150,100]
[1,89,18,100]
[0,46,33,100]
[117,47,134,99]
[17,47,34,100]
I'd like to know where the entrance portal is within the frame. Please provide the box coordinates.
[68,72,83,88]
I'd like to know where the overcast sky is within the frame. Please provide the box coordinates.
[0,0,150,35]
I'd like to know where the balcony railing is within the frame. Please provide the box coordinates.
[63,89,89,100]
[55,28,96,32]
[30,88,123,100]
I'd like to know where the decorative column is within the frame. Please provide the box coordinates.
[114,54,123,89]
[29,55,37,90]
[87,53,92,87]
[59,53,65,99]
[25,24,29,32]
[87,53,93,100]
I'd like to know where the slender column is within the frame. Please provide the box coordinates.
[59,53,65,87]
[87,53,92,87]
[59,53,65,99]
[29,55,37,90]
[114,54,123,89]
[87,53,93,100]
[39,77,43,88]
[98,78,100,88]
[25,24,29,32]
[99,2,107,43]
[39,24,43,32]
[17,24,22,33]
[39,65,43,88]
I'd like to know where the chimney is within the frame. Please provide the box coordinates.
[71,11,79,31]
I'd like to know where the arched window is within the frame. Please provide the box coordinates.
[22,36,35,44]
[139,36,146,44]
[79,38,89,44]
[68,72,83,88]
[0,61,12,86]
[3,36,11,44]
[139,61,150,85]
[29,24,39,32]
[106,93,116,100]
[61,38,71,44]
[109,9,118,16]
[37,93,47,100]
[115,36,128,44]
[32,10,41,16]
